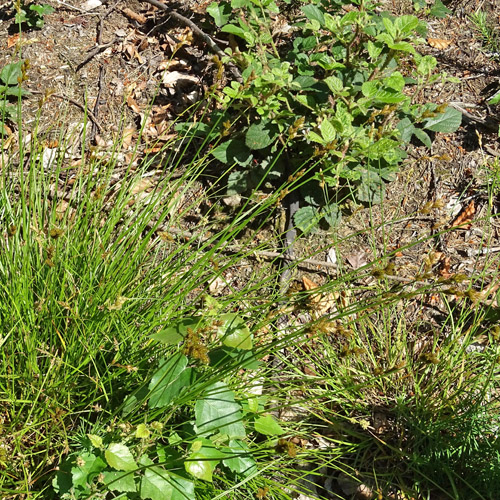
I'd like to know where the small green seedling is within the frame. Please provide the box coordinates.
[15,1,54,29]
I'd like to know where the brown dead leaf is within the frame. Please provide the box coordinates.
[427,38,452,49]
[122,127,135,150]
[302,277,337,317]
[346,249,368,269]
[7,33,19,49]
[126,95,141,114]
[162,71,198,88]
[451,200,475,228]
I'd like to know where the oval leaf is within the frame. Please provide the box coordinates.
[218,313,252,349]
[105,443,137,471]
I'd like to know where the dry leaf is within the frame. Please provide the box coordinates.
[451,200,475,228]
[126,95,141,114]
[427,38,452,49]
[162,71,198,88]
[346,250,368,269]
[302,276,337,317]
[7,33,19,49]
[122,127,135,150]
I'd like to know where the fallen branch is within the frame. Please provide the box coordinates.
[141,0,243,82]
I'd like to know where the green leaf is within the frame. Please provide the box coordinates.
[71,452,107,490]
[416,55,437,75]
[423,106,462,133]
[170,474,195,500]
[320,120,336,143]
[222,440,257,476]
[184,440,225,482]
[211,139,252,165]
[195,382,246,439]
[488,89,500,105]
[151,317,202,345]
[254,414,285,436]
[413,127,432,148]
[293,205,321,234]
[136,423,151,439]
[357,171,385,204]
[207,2,231,27]
[148,354,193,409]
[321,203,341,228]
[88,434,103,449]
[396,117,415,142]
[0,62,23,86]
[307,131,326,144]
[387,41,415,53]
[105,443,137,471]
[227,170,248,195]
[429,0,451,18]
[245,121,278,150]
[384,72,405,91]
[291,75,317,90]
[140,463,173,500]
[217,313,252,349]
[324,75,343,94]
[102,471,137,493]
[222,24,252,43]
[395,15,419,35]
[301,4,325,26]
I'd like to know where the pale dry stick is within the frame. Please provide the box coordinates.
[141,0,243,82]
[28,90,103,133]
[449,102,499,132]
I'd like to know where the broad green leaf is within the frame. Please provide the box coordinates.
[185,454,213,482]
[140,464,173,500]
[105,443,137,471]
[136,423,150,439]
[429,0,451,18]
[320,119,336,143]
[245,121,278,150]
[382,17,396,39]
[254,414,285,436]
[423,107,462,133]
[0,61,23,85]
[301,4,325,26]
[324,75,343,94]
[151,317,202,345]
[294,205,320,234]
[321,203,341,228]
[88,434,103,449]
[221,24,249,41]
[148,354,193,409]
[195,382,246,439]
[387,41,415,53]
[211,139,251,165]
[366,40,383,60]
[417,55,437,75]
[395,15,419,35]
[170,474,195,500]
[413,127,432,148]
[217,313,252,349]
[207,2,231,26]
[357,172,385,204]
[70,452,107,490]
[384,72,405,92]
[222,440,257,476]
[102,470,137,493]
[291,75,317,90]
[184,440,224,482]
[227,170,248,195]
[307,131,325,144]
[396,117,415,142]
